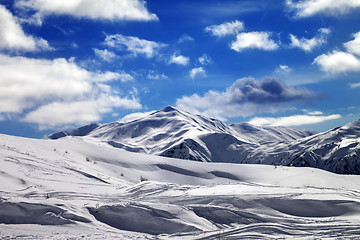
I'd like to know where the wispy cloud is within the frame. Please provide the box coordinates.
[350,82,360,88]
[169,53,189,65]
[104,34,166,58]
[93,48,116,62]
[15,0,158,23]
[275,64,293,75]
[286,0,360,18]
[189,67,206,79]
[0,5,52,52]
[289,28,331,52]
[182,1,270,20]
[177,34,194,43]
[147,70,168,80]
[249,114,341,127]
[231,32,279,52]
[198,54,212,65]
[205,20,244,37]
[176,77,319,120]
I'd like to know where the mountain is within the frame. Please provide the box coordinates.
[242,120,360,174]
[48,106,313,159]
[48,106,360,174]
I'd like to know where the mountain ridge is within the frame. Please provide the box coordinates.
[47,106,360,174]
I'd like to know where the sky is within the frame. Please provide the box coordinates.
[0,0,360,138]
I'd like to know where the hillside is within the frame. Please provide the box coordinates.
[1,133,360,239]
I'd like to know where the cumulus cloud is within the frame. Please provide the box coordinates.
[344,31,360,56]
[168,53,189,65]
[289,28,331,52]
[15,0,158,22]
[0,54,141,129]
[104,34,166,58]
[314,50,360,74]
[313,31,360,74]
[93,48,116,62]
[205,20,244,37]
[176,77,319,120]
[189,67,206,79]
[248,114,341,127]
[0,5,52,52]
[23,95,140,130]
[198,54,212,65]
[286,0,360,17]
[231,32,279,52]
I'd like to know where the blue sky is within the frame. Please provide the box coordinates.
[0,0,360,138]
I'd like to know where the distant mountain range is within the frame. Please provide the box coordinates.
[48,106,360,174]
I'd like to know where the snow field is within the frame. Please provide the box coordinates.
[1,134,360,239]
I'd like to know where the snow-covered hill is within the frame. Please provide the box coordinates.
[1,133,360,239]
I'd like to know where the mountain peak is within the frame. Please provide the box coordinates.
[160,106,179,113]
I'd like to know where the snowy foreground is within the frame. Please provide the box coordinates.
[1,134,360,239]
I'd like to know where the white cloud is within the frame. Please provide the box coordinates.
[23,95,141,130]
[289,28,331,52]
[205,20,244,37]
[275,64,293,74]
[178,34,194,43]
[93,48,116,62]
[313,50,360,74]
[119,110,155,123]
[231,32,279,52]
[71,42,79,48]
[350,82,360,88]
[92,71,134,83]
[176,77,319,120]
[147,70,168,80]
[344,31,360,56]
[104,34,166,58]
[189,67,206,79]
[306,110,323,115]
[169,53,189,65]
[15,0,158,22]
[0,5,52,52]
[286,0,360,17]
[248,114,341,127]
[0,54,141,128]
[198,54,212,65]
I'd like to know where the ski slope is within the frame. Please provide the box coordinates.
[1,133,360,239]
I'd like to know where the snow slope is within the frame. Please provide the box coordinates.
[1,133,360,239]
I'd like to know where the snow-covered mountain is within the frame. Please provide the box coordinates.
[242,120,360,174]
[48,106,313,159]
[48,106,360,174]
